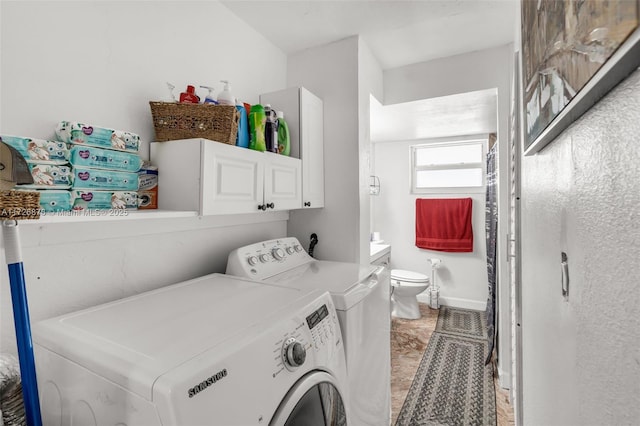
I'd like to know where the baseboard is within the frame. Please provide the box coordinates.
[417,294,487,311]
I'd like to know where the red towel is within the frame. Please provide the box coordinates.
[415,198,473,252]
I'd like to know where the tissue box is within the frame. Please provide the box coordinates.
[56,121,140,153]
[72,190,138,210]
[137,165,158,210]
[1,135,70,164]
[37,190,73,212]
[69,145,142,172]
[20,163,73,189]
[72,167,139,191]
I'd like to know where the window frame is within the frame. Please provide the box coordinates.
[410,135,488,194]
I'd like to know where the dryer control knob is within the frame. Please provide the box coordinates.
[247,256,258,266]
[284,340,306,368]
[286,247,295,255]
[293,245,302,252]
[272,248,285,261]
[259,254,270,263]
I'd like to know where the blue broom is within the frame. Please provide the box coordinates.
[1,141,43,426]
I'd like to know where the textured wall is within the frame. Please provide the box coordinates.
[521,68,640,424]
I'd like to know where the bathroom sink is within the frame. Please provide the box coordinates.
[370,242,390,263]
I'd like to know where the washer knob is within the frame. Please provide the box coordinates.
[259,254,270,263]
[272,248,285,261]
[286,247,295,255]
[283,339,306,369]
[294,245,302,252]
[247,256,258,266]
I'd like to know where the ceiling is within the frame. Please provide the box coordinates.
[370,89,497,142]
[221,0,512,141]
[221,0,518,70]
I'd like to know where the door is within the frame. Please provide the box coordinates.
[300,88,324,208]
[264,154,301,211]
[201,142,264,214]
[270,371,347,426]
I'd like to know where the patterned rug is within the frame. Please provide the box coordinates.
[435,306,487,340]
[395,308,496,426]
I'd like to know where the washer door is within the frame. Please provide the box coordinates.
[270,371,347,426]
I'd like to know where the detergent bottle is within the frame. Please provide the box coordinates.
[264,104,278,153]
[276,111,290,156]
[248,104,266,152]
[235,100,249,148]
[179,85,200,104]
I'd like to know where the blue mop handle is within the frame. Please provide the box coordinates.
[3,221,43,426]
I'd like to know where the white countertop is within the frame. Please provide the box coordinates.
[370,242,391,263]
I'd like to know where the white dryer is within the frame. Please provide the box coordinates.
[32,273,349,425]
[226,237,391,426]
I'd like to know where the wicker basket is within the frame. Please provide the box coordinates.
[149,102,240,144]
[0,190,41,220]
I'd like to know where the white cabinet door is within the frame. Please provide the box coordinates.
[201,142,264,215]
[264,154,301,211]
[261,87,325,209]
[300,88,324,208]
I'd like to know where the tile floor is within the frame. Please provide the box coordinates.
[390,303,514,426]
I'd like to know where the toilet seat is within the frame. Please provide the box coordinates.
[391,269,429,284]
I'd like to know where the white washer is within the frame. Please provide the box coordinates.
[227,237,391,426]
[32,273,349,426]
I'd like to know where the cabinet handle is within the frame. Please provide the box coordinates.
[304,202,311,207]
[258,204,266,211]
[267,203,275,209]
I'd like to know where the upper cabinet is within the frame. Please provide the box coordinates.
[151,138,301,215]
[260,87,325,209]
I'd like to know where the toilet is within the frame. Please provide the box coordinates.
[390,269,430,319]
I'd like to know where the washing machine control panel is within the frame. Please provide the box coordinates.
[305,303,337,350]
[226,237,313,280]
[272,301,340,377]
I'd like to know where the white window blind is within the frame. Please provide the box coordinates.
[411,138,486,193]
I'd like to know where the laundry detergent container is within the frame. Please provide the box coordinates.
[390,269,429,319]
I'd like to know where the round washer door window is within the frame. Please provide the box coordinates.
[270,371,347,426]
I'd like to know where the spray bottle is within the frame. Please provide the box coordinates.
[166,82,177,102]
[200,86,218,104]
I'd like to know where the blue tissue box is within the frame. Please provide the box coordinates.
[70,145,142,172]
[72,190,138,210]
[56,121,140,153]
[19,163,73,189]
[1,135,70,164]
[72,167,139,191]
[38,190,73,212]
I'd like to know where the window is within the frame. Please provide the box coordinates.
[411,137,486,193]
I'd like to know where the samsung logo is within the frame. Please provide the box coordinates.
[188,369,228,398]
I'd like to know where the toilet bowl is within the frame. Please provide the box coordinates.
[390,269,430,319]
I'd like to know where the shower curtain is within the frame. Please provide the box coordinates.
[485,140,498,365]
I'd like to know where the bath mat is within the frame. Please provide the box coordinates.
[395,332,496,426]
[435,306,487,340]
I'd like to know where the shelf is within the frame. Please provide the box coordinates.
[20,209,198,225]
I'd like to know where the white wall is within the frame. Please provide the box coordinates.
[520,68,640,425]
[384,45,513,386]
[373,138,488,310]
[357,39,384,265]
[1,1,286,159]
[286,37,361,262]
[0,1,289,354]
